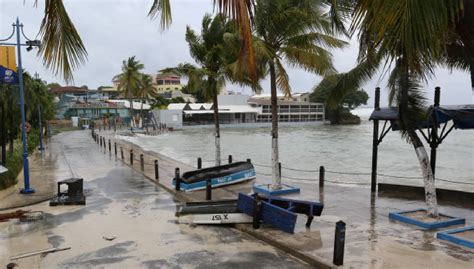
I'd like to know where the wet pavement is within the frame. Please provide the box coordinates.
[0,131,310,268]
[102,129,474,269]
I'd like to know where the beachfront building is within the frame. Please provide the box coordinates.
[154,93,325,129]
[154,73,183,93]
[50,86,150,121]
[248,94,324,123]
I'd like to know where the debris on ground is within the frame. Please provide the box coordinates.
[19,211,44,222]
[0,210,29,222]
[6,262,18,269]
[102,236,116,241]
[10,247,71,260]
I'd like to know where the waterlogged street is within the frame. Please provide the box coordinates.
[0,131,309,268]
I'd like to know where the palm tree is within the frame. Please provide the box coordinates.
[163,14,244,166]
[314,0,466,217]
[35,0,255,83]
[115,56,144,130]
[252,0,347,190]
[137,74,155,124]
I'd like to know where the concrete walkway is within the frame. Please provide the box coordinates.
[0,130,310,268]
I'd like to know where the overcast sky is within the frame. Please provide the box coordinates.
[1,0,472,106]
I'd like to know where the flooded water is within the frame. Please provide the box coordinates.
[123,108,474,192]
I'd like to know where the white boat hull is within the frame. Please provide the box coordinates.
[177,213,253,224]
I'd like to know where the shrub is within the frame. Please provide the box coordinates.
[0,130,40,190]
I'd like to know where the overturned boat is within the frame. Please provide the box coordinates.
[173,161,256,191]
[176,200,252,224]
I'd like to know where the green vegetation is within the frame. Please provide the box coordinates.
[0,129,42,190]
[251,0,347,189]
[311,87,368,124]
[0,73,56,189]
[137,74,156,118]
[312,0,471,217]
[163,14,252,166]
[115,56,145,127]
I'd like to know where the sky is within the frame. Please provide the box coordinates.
[1,0,472,106]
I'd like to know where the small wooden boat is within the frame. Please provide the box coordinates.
[173,161,256,191]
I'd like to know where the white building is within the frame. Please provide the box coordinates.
[154,93,324,129]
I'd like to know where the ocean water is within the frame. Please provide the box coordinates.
[123,108,474,192]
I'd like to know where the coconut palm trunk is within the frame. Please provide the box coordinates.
[211,78,222,166]
[269,61,281,190]
[398,66,438,217]
[140,99,145,128]
[128,86,133,130]
[470,64,474,97]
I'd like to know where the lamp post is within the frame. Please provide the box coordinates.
[0,18,41,194]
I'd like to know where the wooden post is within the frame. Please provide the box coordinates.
[228,155,233,164]
[140,154,144,171]
[130,150,133,165]
[430,87,440,177]
[333,221,346,266]
[114,142,117,156]
[206,179,212,200]
[108,139,111,152]
[175,168,181,191]
[99,136,102,147]
[197,157,202,169]
[319,166,325,188]
[371,87,380,192]
[278,162,282,179]
[120,147,124,160]
[154,160,159,180]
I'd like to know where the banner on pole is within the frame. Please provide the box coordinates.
[0,46,18,84]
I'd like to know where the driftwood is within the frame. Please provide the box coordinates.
[0,210,29,222]
[10,247,71,260]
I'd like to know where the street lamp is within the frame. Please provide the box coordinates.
[0,18,41,194]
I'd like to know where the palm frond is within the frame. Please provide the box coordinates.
[38,0,87,83]
[215,0,256,81]
[275,59,291,97]
[353,0,464,79]
[285,32,348,51]
[148,0,172,30]
[281,46,336,76]
[314,51,383,108]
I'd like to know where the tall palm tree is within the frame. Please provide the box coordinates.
[115,56,144,130]
[137,74,155,122]
[252,0,347,190]
[163,14,245,166]
[314,0,466,217]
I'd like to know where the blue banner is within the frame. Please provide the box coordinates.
[0,65,18,84]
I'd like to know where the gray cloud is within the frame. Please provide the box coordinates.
[1,0,472,106]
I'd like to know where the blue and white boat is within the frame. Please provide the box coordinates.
[173,161,256,191]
